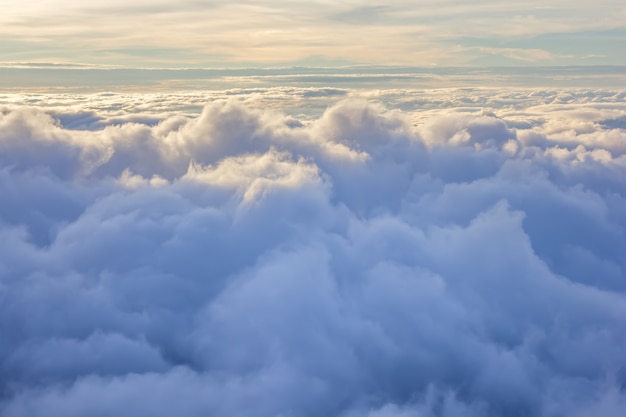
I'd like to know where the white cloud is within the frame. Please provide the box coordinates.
[1,90,626,416]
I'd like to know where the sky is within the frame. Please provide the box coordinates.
[2,2,626,417]
[2,0,626,68]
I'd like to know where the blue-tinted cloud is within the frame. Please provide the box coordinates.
[1,92,626,416]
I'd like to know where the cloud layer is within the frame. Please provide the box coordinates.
[1,92,626,416]
[2,1,626,66]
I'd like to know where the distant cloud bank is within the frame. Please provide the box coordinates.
[1,89,626,416]
[2,66,626,91]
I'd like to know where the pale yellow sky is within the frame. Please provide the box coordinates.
[2,0,626,67]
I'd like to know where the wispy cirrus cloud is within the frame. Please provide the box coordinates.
[1,0,625,66]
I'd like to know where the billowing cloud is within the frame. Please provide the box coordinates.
[1,90,626,416]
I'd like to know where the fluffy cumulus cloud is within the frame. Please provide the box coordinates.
[1,90,626,417]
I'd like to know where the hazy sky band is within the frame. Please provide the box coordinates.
[2,0,626,67]
[2,66,626,92]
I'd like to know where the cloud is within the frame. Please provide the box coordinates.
[1,91,626,416]
[3,1,626,67]
[477,47,553,62]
